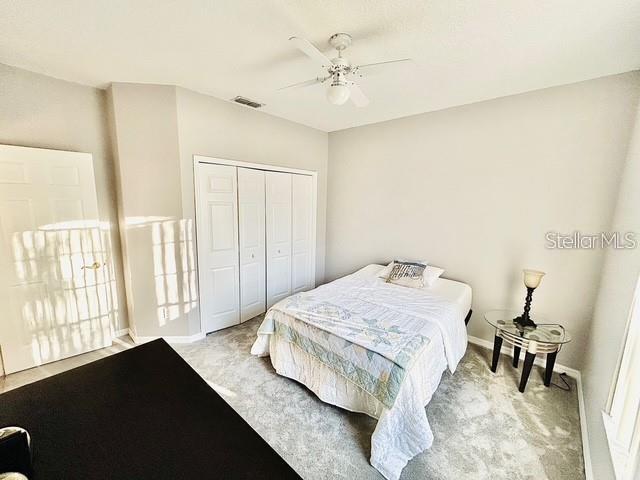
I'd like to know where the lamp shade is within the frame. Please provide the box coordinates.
[523,269,545,289]
[327,83,350,105]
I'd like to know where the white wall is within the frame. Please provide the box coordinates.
[108,83,186,337]
[582,101,640,479]
[0,64,128,338]
[176,87,328,335]
[108,83,328,338]
[327,72,640,369]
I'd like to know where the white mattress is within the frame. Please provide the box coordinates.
[425,277,472,315]
[355,263,472,318]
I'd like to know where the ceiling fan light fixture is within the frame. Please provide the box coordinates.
[284,33,409,107]
[326,82,350,105]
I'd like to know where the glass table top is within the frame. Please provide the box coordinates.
[484,310,571,344]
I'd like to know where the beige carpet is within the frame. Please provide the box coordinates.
[174,317,585,480]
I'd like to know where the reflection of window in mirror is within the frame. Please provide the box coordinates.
[603,274,640,480]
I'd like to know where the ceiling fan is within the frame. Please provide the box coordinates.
[279,33,412,107]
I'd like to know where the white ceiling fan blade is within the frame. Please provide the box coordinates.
[278,76,330,91]
[349,82,369,107]
[289,36,333,68]
[353,58,413,77]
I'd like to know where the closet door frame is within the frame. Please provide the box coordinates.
[193,155,317,335]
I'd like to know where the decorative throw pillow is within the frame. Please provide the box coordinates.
[378,260,445,287]
[378,259,427,279]
[386,261,426,288]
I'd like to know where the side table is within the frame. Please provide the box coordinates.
[484,310,571,392]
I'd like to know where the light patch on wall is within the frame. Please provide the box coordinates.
[149,218,198,326]
[125,216,172,226]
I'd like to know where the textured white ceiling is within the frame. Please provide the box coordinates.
[2,0,640,132]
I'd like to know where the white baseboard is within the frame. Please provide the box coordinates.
[130,330,206,345]
[579,374,594,480]
[467,335,579,377]
[116,328,206,345]
[467,335,592,479]
[114,328,130,338]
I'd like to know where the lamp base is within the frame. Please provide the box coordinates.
[513,315,537,330]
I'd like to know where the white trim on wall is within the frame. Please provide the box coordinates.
[113,328,130,338]
[193,155,318,177]
[125,328,206,345]
[578,374,594,480]
[600,275,640,480]
[467,335,593,480]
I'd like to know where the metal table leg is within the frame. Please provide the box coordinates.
[491,334,503,373]
[519,351,536,393]
[544,349,558,387]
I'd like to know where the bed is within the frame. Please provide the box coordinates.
[251,264,472,480]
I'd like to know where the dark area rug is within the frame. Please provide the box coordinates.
[0,339,300,480]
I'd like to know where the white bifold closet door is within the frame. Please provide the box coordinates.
[237,168,266,322]
[266,171,292,308]
[292,174,314,293]
[196,163,240,333]
[196,159,315,333]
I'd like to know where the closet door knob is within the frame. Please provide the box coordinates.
[277,249,281,254]
[250,253,255,259]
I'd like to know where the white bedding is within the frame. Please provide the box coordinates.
[251,264,471,480]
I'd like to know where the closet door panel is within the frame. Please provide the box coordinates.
[292,174,314,293]
[269,256,291,299]
[196,163,240,333]
[266,171,292,308]
[238,168,266,322]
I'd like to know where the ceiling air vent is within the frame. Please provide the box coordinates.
[231,96,264,109]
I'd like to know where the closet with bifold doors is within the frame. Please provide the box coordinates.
[195,157,316,334]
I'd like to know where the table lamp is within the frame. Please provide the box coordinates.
[513,269,545,329]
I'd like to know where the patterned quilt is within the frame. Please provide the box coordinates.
[258,275,460,408]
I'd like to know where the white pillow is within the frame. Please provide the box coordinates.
[377,262,395,279]
[422,266,445,287]
[378,260,444,287]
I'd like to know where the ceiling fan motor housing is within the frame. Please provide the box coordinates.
[328,33,352,51]
[331,72,348,87]
[329,57,352,83]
